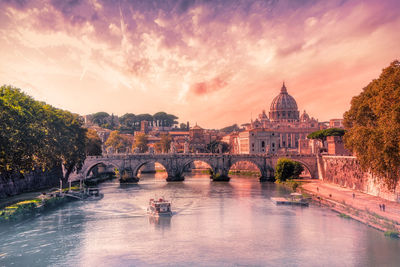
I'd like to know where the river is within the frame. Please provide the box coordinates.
[1,173,400,267]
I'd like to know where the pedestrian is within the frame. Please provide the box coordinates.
[383,203,386,212]
[379,204,382,211]
[352,193,355,199]
[317,187,319,192]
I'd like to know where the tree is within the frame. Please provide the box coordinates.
[180,123,188,130]
[207,140,230,153]
[293,161,305,177]
[158,134,171,153]
[0,85,87,180]
[120,113,137,129]
[153,112,179,127]
[307,128,345,144]
[91,112,109,126]
[275,158,304,182]
[220,124,240,133]
[105,131,131,153]
[86,129,102,156]
[133,133,148,153]
[343,60,400,188]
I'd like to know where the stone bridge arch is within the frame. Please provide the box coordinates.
[132,159,168,178]
[181,157,217,175]
[80,157,125,180]
[272,155,318,179]
[229,156,275,181]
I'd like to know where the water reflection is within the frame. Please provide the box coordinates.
[1,174,400,266]
[148,216,171,229]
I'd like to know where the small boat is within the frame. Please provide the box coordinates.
[147,198,172,217]
[271,193,309,206]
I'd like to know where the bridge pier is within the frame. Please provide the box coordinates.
[166,175,185,182]
[210,168,230,182]
[259,168,275,182]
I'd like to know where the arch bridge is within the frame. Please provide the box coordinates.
[73,153,318,182]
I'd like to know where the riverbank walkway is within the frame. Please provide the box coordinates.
[302,179,400,224]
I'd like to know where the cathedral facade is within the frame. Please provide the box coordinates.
[224,83,325,154]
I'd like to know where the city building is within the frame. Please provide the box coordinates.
[329,118,345,129]
[226,82,326,154]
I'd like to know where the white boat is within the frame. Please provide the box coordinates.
[147,198,172,217]
[271,193,309,206]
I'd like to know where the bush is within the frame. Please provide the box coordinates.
[384,231,399,238]
[275,158,304,182]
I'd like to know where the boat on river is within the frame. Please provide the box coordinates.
[147,198,172,217]
[64,187,103,201]
[271,193,309,206]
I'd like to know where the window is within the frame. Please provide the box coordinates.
[252,143,254,147]
[261,141,265,148]
[272,143,275,147]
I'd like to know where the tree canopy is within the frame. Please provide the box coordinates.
[93,111,180,131]
[105,131,131,153]
[274,158,304,182]
[220,124,241,133]
[307,128,345,143]
[86,129,102,156]
[343,60,400,188]
[207,140,230,153]
[133,133,148,153]
[0,85,87,179]
[154,134,171,153]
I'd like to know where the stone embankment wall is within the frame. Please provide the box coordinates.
[0,167,62,199]
[320,155,400,202]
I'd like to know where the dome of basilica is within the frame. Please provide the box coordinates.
[269,83,299,122]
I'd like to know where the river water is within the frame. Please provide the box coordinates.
[1,173,400,267]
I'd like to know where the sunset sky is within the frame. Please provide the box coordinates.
[1,0,399,128]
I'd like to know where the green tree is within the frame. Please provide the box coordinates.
[91,112,109,126]
[275,158,304,182]
[293,161,305,177]
[153,112,178,127]
[86,129,102,156]
[307,128,345,144]
[105,131,131,153]
[220,124,240,133]
[133,133,148,153]
[0,85,87,180]
[343,60,400,188]
[207,140,230,153]
[179,123,188,130]
[155,134,171,153]
[120,113,137,128]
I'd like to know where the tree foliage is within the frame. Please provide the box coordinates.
[91,112,110,126]
[105,131,131,152]
[112,111,180,131]
[86,129,102,156]
[220,124,241,133]
[275,158,304,182]
[0,85,87,179]
[343,60,400,188]
[307,128,345,143]
[133,133,148,153]
[154,134,172,153]
[207,141,230,153]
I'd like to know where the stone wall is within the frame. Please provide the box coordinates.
[0,167,62,199]
[321,155,400,202]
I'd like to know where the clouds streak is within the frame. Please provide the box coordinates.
[0,0,399,127]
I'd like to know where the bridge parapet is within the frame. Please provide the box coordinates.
[76,153,318,182]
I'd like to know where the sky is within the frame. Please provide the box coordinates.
[0,0,399,129]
